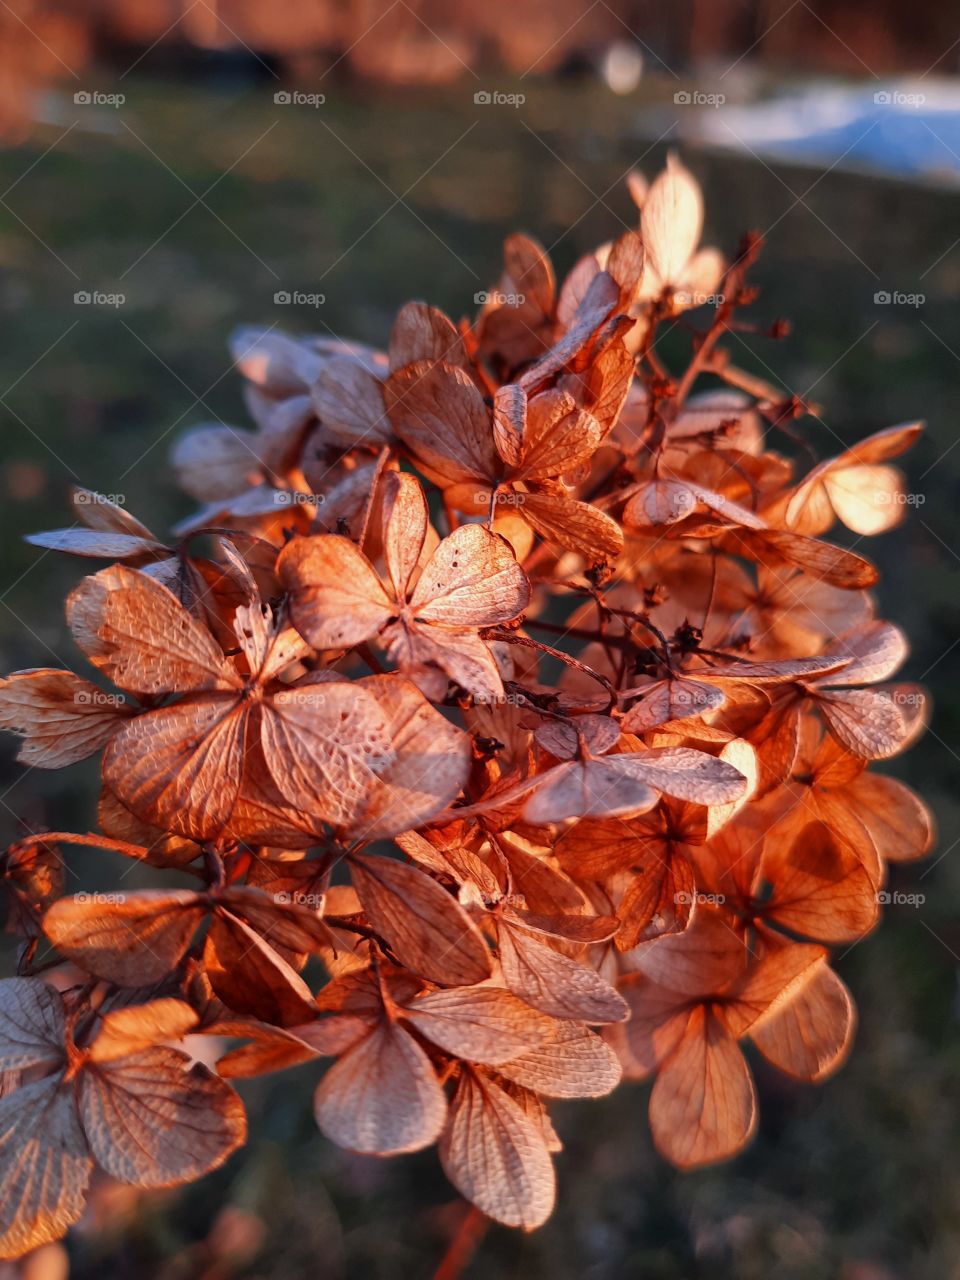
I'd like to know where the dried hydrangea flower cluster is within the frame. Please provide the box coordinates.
[0,156,933,1250]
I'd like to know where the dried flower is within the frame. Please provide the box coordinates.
[0,156,932,1252]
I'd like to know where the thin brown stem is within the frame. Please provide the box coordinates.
[432,1204,489,1280]
[487,628,617,705]
[525,617,627,647]
[10,831,158,860]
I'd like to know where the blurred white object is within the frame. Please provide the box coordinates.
[684,77,960,186]
[602,42,644,96]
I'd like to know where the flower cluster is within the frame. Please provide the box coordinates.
[0,155,932,1250]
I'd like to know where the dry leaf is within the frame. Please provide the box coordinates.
[349,853,492,987]
[439,1067,555,1230]
[314,1020,447,1156]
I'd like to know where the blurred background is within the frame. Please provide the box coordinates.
[0,2,958,1277]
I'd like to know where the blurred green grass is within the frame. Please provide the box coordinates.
[0,74,958,1279]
